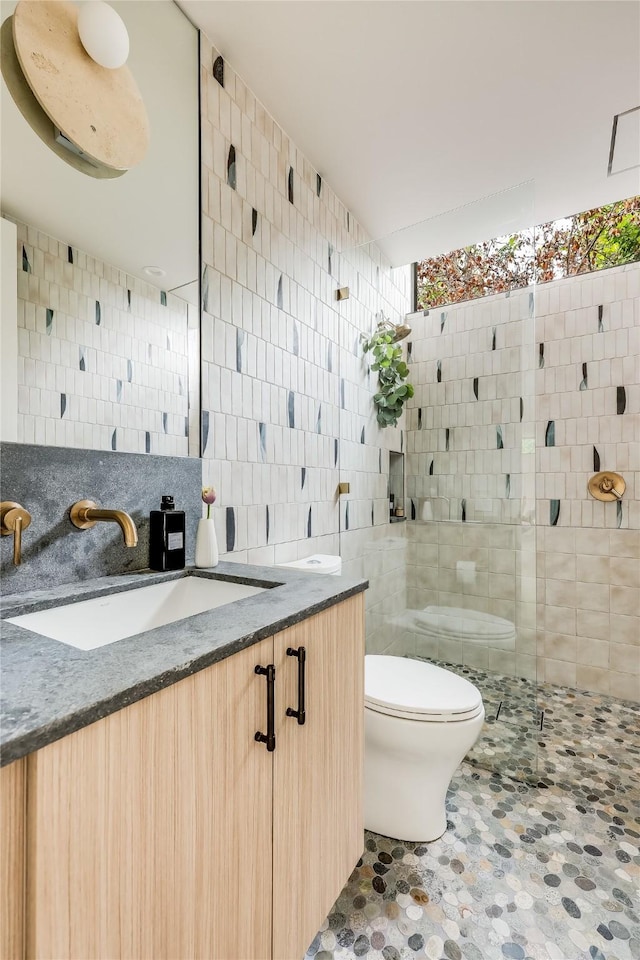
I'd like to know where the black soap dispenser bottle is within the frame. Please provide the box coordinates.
[149,496,186,571]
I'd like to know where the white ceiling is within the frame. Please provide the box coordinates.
[180,0,640,265]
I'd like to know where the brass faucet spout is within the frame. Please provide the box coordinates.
[70,500,138,547]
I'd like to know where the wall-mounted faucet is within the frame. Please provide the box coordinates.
[70,500,138,547]
[1,501,32,565]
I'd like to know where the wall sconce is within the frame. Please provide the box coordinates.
[1,0,149,179]
[336,287,350,301]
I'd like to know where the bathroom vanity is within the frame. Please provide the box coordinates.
[0,564,366,960]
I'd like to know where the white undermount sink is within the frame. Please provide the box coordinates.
[6,576,265,651]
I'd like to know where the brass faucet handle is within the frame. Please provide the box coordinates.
[588,471,626,502]
[1,501,32,566]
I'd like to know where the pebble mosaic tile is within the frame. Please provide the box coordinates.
[307,671,640,960]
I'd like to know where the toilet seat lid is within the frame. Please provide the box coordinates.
[364,655,483,722]
[415,606,516,642]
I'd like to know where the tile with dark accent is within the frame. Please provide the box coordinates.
[307,507,312,538]
[258,422,267,462]
[60,393,66,418]
[617,387,627,415]
[202,265,209,313]
[95,300,101,325]
[46,308,53,334]
[539,343,544,368]
[145,431,151,453]
[277,274,284,309]
[213,54,224,86]
[593,446,601,472]
[579,362,588,390]
[598,304,604,331]
[545,421,555,447]
[287,166,294,204]
[236,329,244,373]
[288,391,295,428]
[473,377,479,400]
[225,507,235,552]
[227,145,236,190]
[496,426,503,450]
[550,498,561,526]
[201,410,210,454]
[252,208,258,236]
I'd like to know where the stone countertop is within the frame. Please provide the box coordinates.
[0,562,367,766]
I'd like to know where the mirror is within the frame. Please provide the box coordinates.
[0,0,200,456]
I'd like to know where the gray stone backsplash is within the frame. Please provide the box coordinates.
[0,443,201,592]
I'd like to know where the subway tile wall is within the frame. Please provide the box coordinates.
[13,220,190,456]
[198,35,411,606]
[403,263,639,701]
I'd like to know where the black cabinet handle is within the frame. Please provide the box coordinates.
[254,664,276,751]
[286,646,306,725]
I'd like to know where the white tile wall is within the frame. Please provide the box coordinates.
[198,37,411,579]
[13,220,190,456]
[403,263,639,701]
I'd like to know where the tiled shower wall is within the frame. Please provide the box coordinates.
[198,37,411,596]
[11,219,190,457]
[404,262,639,701]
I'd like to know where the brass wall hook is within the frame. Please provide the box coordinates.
[588,472,626,502]
[1,500,32,565]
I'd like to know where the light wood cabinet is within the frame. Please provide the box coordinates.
[0,757,26,960]
[272,597,364,960]
[7,593,364,960]
[26,635,274,960]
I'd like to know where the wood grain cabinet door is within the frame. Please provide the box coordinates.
[0,758,26,960]
[271,596,365,960]
[26,637,274,960]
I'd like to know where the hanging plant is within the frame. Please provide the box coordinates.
[362,318,414,427]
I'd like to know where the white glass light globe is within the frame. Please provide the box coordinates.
[77,1,130,70]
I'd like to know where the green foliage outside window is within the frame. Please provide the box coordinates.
[416,197,640,311]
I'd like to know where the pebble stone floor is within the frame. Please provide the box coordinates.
[306,668,640,960]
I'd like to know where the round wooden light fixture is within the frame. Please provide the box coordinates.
[3,0,149,177]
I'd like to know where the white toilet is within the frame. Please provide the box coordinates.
[275,556,486,844]
[365,655,484,843]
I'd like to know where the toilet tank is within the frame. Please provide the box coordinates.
[276,554,342,576]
